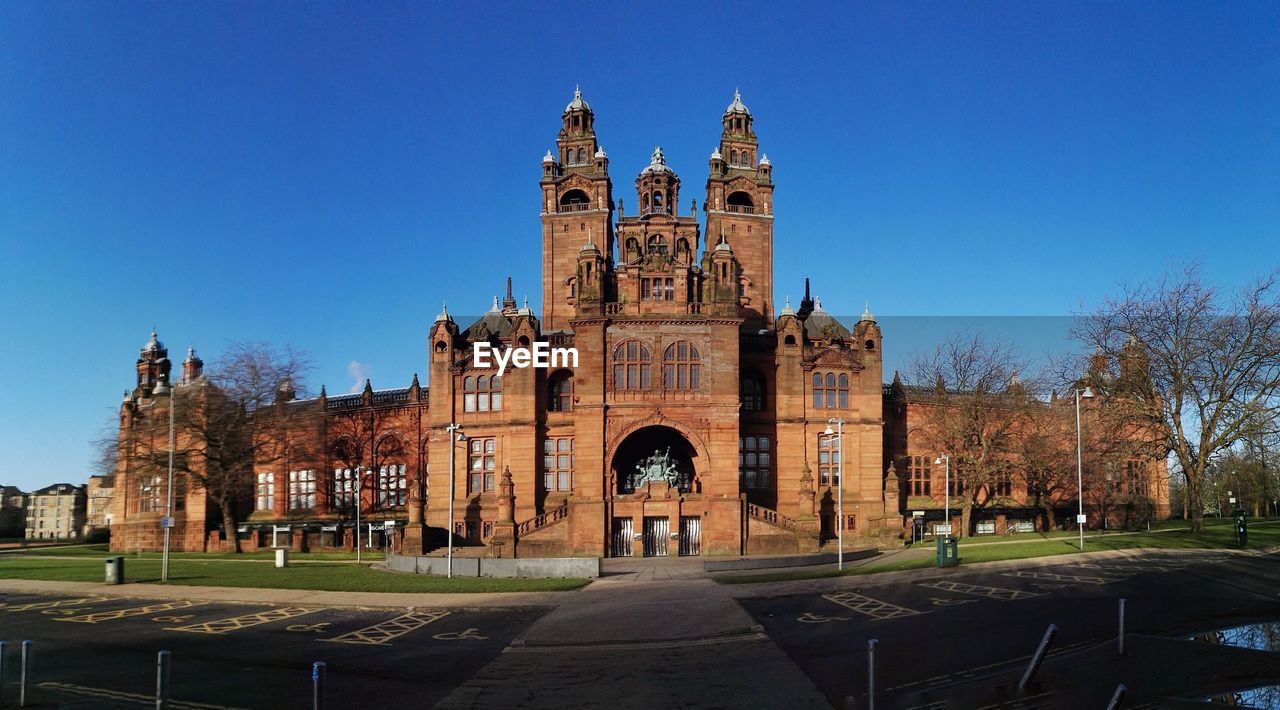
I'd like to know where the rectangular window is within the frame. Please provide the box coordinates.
[818,435,840,487]
[909,456,932,496]
[469,438,496,494]
[255,472,274,511]
[332,468,357,511]
[377,464,407,508]
[739,436,772,489]
[138,475,162,513]
[543,437,575,492]
[288,470,317,511]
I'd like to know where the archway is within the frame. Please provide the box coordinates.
[610,425,700,495]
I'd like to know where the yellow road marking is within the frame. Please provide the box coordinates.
[823,592,923,620]
[39,681,249,710]
[167,606,321,634]
[321,610,451,645]
[57,600,207,624]
[0,596,108,613]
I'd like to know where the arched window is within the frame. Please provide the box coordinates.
[676,237,690,258]
[652,191,664,212]
[612,340,651,390]
[726,191,754,211]
[663,341,702,389]
[463,373,503,412]
[811,372,849,409]
[741,374,765,411]
[560,189,589,207]
[548,371,573,412]
[576,147,585,164]
[646,234,668,255]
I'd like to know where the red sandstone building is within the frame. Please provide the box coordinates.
[109,90,1169,557]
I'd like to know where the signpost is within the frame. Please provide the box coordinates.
[160,517,174,529]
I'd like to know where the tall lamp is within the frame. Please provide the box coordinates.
[446,423,467,578]
[823,418,845,571]
[1075,386,1095,550]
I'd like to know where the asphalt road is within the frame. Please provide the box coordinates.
[737,550,1280,708]
[0,595,546,708]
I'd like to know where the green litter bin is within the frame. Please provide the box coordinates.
[935,536,958,567]
[105,556,125,584]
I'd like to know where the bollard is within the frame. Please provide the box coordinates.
[1017,624,1057,692]
[312,661,326,710]
[866,639,878,710]
[19,640,32,708]
[156,650,171,709]
[1118,598,1127,656]
[1106,683,1127,710]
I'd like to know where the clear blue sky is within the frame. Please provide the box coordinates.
[1,2,1276,491]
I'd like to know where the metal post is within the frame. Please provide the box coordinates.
[944,455,950,531]
[155,650,171,709]
[1075,389,1085,551]
[1118,598,1127,656]
[163,385,176,581]
[19,640,31,708]
[866,638,878,710]
[0,640,6,703]
[355,466,362,564]
[448,424,456,578]
[832,418,844,571]
[1018,624,1058,692]
[311,661,326,710]
[1106,684,1127,710]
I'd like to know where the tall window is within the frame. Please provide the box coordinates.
[613,341,652,390]
[543,437,574,492]
[463,374,503,412]
[739,436,772,489]
[255,472,275,511]
[663,341,702,389]
[332,468,358,511]
[741,375,765,411]
[909,456,932,496]
[138,475,161,513]
[812,372,849,409]
[377,464,407,508]
[288,470,316,510]
[991,464,1013,497]
[548,371,574,412]
[1124,460,1146,496]
[818,435,840,486]
[468,438,496,494]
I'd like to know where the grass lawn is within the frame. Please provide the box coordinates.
[0,556,589,593]
[718,518,1280,585]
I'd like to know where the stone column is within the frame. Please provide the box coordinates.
[795,465,821,553]
[490,466,516,558]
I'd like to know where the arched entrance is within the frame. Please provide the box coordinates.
[610,425,700,495]
[608,425,703,557]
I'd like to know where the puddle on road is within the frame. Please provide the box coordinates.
[1192,621,1280,652]
[1205,684,1280,708]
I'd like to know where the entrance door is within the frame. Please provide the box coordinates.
[643,516,669,557]
[611,517,633,557]
[679,516,701,556]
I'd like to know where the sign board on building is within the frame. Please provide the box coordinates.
[912,511,924,517]
[160,516,174,529]
[935,524,953,535]
[1076,514,1088,524]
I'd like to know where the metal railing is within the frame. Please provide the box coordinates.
[724,203,756,214]
[559,201,592,213]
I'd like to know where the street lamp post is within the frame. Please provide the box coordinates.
[824,418,845,571]
[934,455,951,535]
[446,423,466,578]
[154,379,176,582]
[1075,387,1095,551]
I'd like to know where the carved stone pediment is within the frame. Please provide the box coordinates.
[802,346,864,371]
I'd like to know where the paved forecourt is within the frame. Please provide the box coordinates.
[0,591,546,708]
[732,549,1280,707]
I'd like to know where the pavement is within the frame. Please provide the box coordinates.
[2,547,1279,707]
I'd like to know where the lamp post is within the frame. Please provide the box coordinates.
[934,455,951,535]
[446,423,466,578]
[1075,386,1095,551]
[153,379,175,582]
[355,466,364,564]
[823,418,845,571]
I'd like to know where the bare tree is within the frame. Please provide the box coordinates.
[133,342,312,552]
[908,332,1040,536]
[1073,265,1280,532]
[1010,403,1075,531]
